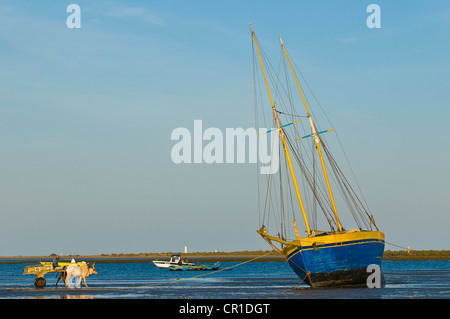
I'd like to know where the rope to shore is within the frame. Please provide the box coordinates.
[111,251,275,290]
[385,241,410,251]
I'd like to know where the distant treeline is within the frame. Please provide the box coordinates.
[96,249,450,260]
[94,249,450,261]
[98,250,280,258]
[383,250,450,261]
[5,249,449,264]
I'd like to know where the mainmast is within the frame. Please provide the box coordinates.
[251,25,311,238]
[279,37,343,232]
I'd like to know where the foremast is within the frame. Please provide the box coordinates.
[279,37,343,233]
[251,25,311,240]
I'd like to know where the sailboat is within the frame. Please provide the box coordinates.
[250,25,385,288]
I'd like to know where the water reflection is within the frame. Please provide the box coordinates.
[1,261,449,299]
[61,294,94,299]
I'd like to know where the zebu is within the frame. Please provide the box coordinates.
[56,262,97,288]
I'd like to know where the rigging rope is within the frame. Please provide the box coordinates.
[96,251,277,290]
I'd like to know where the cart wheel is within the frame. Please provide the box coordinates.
[34,277,46,288]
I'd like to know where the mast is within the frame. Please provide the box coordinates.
[251,25,311,238]
[280,37,343,232]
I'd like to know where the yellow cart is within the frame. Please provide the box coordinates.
[23,261,85,288]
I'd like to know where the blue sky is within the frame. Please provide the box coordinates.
[0,0,449,256]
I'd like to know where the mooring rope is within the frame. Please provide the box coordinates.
[385,241,410,251]
[11,251,275,292]
[288,248,314,289]
[111,251,275,290]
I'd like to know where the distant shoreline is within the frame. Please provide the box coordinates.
[1,249,449,263]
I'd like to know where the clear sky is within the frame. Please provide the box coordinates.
[0,0,449,256]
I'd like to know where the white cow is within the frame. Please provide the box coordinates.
[63,262,97,288]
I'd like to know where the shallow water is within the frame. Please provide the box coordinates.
[0,260,449,299]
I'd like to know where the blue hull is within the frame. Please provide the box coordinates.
[285,237,385,287]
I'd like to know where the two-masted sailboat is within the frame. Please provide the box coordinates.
[250,25,385,288]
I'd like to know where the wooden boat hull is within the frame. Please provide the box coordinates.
[283,230,385,288]
[153,261,195,268]
[169,262,220,271]
[153,255,195,268]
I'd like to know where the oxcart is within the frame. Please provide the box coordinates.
[23,261,85,288]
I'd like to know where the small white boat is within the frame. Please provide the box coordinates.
[152,255,195,268]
